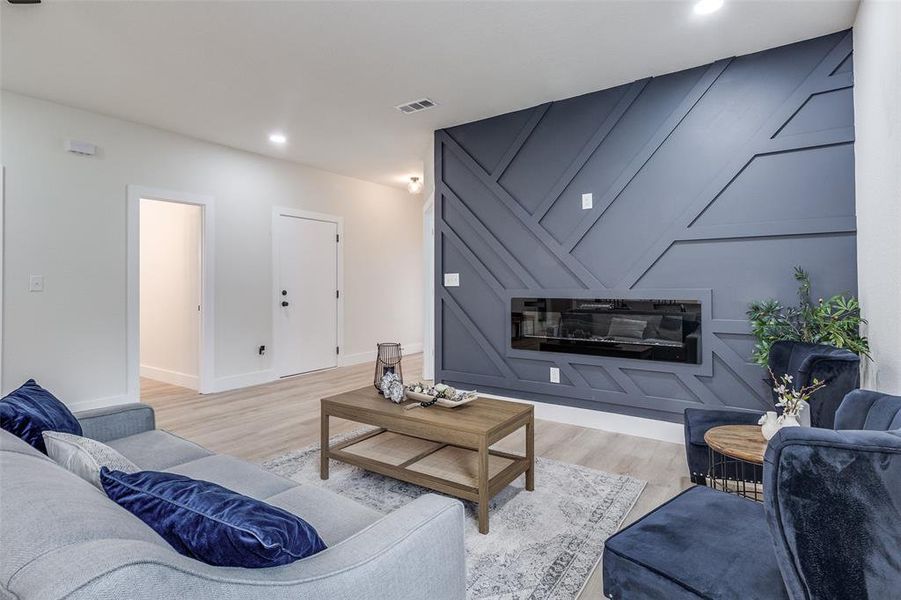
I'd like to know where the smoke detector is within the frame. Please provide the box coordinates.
[395,98,438,115]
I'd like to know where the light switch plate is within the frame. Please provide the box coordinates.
[443,273,460,287]
[29,275,44,292]
[549,367,560,383]
[581,193,593,210]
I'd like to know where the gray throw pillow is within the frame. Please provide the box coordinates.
[42,431,139,489]
[607,317,647,339]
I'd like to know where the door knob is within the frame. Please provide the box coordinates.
[282,290,288,296]
[281,301,289,307]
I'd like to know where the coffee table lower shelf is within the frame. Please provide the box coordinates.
[322,428,530,529]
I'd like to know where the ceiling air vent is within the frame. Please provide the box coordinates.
[395,98,438,115]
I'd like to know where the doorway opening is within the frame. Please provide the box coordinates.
[127,186,215,401]
[139,199,202,390]
[272,208,343,378]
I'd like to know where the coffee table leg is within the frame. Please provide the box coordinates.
[478,437,489,534]
[320,410,330,480]
[525,416,535,492]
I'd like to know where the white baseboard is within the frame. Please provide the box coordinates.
[67,394,135,413]
[478,391,685,444]
[140,365,199,390]
[338,341,423,367]
[211,369,276,393]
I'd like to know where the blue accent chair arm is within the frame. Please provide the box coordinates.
[763,425,901,600]
[683,407,765,484]
[75,403,156,443]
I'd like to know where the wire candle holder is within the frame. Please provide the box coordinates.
[373,342,404,393]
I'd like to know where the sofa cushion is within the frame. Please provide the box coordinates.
[0,379,82,453]
[0,448,168,586]
[101,469,327,568]
[43,431,139,489]
[603,486,789,600]
[107,429,213,469]
[0,428,51,460]
[265,484,382,545]
[166,454,295,499]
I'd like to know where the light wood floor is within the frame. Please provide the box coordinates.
[141,353,691,598]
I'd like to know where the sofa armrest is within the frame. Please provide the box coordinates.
[763,427,901,600]
[13,494,467,600]
[683,407,764,483]
[75,403,155,443]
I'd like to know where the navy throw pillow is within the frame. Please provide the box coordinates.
[0,379,82,453]
[101,469,327,567]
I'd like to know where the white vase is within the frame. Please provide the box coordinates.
[759,411,781,440]
[778,414,801,430]
[797,400,811,427]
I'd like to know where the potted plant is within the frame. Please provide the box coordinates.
[747,266,870,366]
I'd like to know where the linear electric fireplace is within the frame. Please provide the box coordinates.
[511,297,702,364]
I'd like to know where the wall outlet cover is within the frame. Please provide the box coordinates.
[581,193,593,209]
[443,273,460,287]
[550,367,560,383]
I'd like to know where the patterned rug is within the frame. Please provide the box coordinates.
[262,430,645,600]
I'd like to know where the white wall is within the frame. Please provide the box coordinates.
[140,199,202,388]
[854,0,901,394]
[1,91,423,409]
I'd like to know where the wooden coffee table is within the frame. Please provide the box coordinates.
[704,425,767,501]
[320,387,534,534]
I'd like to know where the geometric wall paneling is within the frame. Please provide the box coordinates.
[690,144,855,227]
[440,237,507,353]
[441,195,533,289]
[632,234,858,320]
[440,305,505,378]
[435,30,855,422]
[830,52,853,75]
[775,87,855,138]
[538,67,709,244]
[715,332,759,363]
[508,357,574,386]
[445,106,537,174]
[620,369,702,404]
[496,83,635,215]
[571,364,626,394]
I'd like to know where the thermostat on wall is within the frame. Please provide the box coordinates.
[64,139,97,157]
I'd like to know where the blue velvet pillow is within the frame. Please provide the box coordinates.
[101,469,327,567]
[0,379,82,453]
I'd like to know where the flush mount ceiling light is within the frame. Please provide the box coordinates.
[407,177,423,194]
[694,0,724,15]
[268,132,287,144]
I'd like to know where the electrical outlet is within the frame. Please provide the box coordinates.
[581,193,593,210]
[29,275,44,292]
[443,273,460,287]
[549,367,560,383]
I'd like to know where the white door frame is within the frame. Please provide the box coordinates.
[127,185,215,399]
[271,207,344,375]
[422,195,435,380]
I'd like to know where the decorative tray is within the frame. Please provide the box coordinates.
[404,390,478,408]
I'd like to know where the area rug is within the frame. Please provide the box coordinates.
[261,430,645,600]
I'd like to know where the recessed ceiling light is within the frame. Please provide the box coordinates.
[694,0,723,15]
[268,132,287,144]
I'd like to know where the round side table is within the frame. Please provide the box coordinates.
[703,425,767,502]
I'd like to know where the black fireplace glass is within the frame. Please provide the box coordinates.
[511,297,701,364]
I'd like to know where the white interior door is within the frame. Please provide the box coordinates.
[275,214,338,377]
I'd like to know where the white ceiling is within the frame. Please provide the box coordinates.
[2,0,858,189]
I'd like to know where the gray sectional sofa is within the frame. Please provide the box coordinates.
[1,403,466,600]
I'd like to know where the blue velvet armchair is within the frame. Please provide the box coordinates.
[603,390,901,599]
[684,340,860,485]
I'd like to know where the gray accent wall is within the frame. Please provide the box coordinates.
[434,31,857,423]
